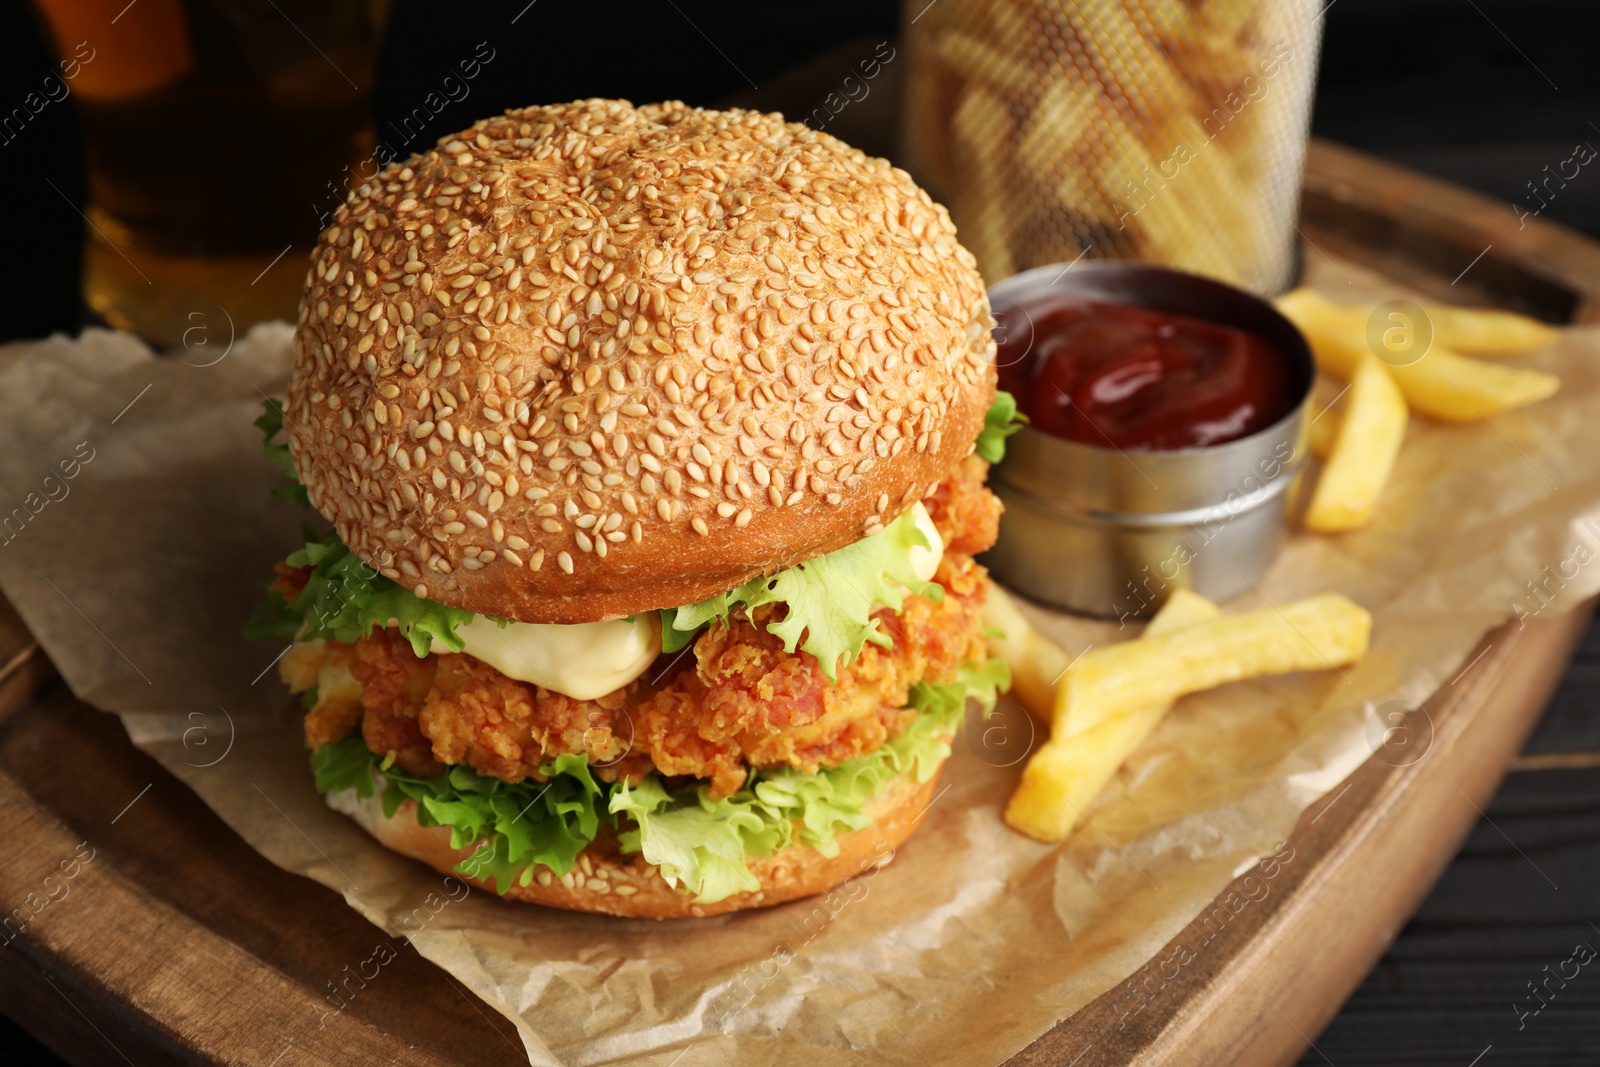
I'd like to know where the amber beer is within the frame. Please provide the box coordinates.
[33,0,377,349]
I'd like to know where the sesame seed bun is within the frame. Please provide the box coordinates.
[287,98,996,624]
[327,754,944,919]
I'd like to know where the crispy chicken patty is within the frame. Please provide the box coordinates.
[289,459,1002,797]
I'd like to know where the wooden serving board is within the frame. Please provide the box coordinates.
[2,140,1598,1067]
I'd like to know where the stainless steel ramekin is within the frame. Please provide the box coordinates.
[982,262,1315,620]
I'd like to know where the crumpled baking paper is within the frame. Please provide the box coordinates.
[2,260,1599,1065]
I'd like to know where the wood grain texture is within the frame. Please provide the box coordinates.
[1298,615,1600,1066]
[3,141,1600,1067]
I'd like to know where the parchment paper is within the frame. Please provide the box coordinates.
[3,266,1600,1065]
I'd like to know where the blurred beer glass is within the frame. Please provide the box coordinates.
[32,0,379,348]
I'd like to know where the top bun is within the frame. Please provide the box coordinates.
[287,99,996,624]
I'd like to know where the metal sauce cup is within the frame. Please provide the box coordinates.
[982,263,1315,621]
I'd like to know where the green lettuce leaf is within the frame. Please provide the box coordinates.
[310,657,1006,904]
[609,657,1007,902]
[975,390,1027,463]
[659,611,703,655]
[255,399,312,509]
[245,527,478,656]
[664,508,943,682]
[908,656,1011,721]
[311,734,381,798]
[609,776,789,903]
[312,737,604,894]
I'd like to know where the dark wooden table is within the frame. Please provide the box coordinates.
[0,137,1595,1067]
[1294,619,1600,1067]
[4,5,1598,1063]
[7,15,1600,1055]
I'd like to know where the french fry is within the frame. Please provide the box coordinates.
[1278,290,1556,357]
[950,86,1017,283]
[982,582,1221,726]
[1004,591,1221,843]
[1276,289,1559,422]
[1307,409,1339,461]
[1305,354,1407,532]
[1018,80,1092,184]
[935,32,1035,95]
[1418,305,1557,356]
[1054,594,1372,740]
[918,3,1300,293]
[1142,588,1224,636]
[1199,0,1258,37]
[1018,81,1106,215]
[1373,337,1557,422]
[1138,0,1199,38]
[980,580,1072,726]
[1092,114,1248,285]
[1005,708,1170,841]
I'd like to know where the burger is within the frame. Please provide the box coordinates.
[248,99,1024,919]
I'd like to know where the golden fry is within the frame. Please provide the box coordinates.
[1421,305,1557,356]
[1307,409,1339,461]
[1143,588,1223,636]
[949,86,1017,283]
[982,582,1222,728]
[1054,594,1372,739]
[935,32,1035,95]
[1005,705,1169,842]
[1005,592,1220,843]
[1139,0,1197,37]
[1199,0,1258,37]
[1018,80,1092,181]
[1305,354,1407,533]
[1278,289,1556,357]
[1276,289,1559,422]
[980,580,1072,726]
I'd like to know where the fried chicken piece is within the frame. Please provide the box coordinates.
[924,454,1003,557]
[330,552,989,794]
[291,465,998,795]
[338,630,656,786]
[271,560,312,603]
[419,654,654,784]
[350,630,445,777]
[635,552,989,795]
[287,640,364,750]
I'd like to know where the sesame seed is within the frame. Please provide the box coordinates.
[287,98,991,609]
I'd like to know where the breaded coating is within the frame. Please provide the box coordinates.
[352,633,443,777]
[292,640,364,750]
[287,474,1003,796]
[420,651,653,783]
[638,552,989,795]
[924,454,1004,557]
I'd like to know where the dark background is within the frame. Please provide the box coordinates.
[1,0,1597,1063]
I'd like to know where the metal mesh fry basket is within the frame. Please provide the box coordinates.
[902,0,1323,295]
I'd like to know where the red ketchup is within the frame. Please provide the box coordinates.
[996,299,1296,451]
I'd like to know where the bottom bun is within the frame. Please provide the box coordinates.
[328,757,946,919]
